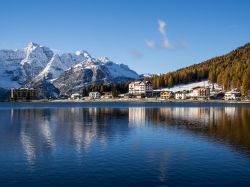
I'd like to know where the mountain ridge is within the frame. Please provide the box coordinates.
[0,42,139,99]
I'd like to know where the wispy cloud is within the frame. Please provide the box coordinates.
[145,19,172,49]
[158,20,171,49]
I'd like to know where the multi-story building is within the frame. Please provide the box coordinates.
[191,86,210,98]
[10,88,38,101]
[129,80,153,97]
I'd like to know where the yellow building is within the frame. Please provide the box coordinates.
[160,91,174,99]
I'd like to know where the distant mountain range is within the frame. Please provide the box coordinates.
[0,42,139,99]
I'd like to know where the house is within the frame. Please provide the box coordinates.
[102,92,113,99]
[160,91,174,99]
[71,93,81,100]
[10,88,38,101]
[89,92,101,99]
[224,89,241,100]
[175,91,188,100]
[191,86,210,99]
[129,80,153,97]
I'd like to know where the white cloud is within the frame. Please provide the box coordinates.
[158,20,171,49]
[145,39,156,49]
[145,19,172,49]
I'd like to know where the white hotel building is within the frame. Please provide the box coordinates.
[129,80,153,96]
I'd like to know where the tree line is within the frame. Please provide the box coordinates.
[82,83,129,97]
[145,42,250,97]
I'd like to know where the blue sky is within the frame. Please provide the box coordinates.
[0,0,250,74]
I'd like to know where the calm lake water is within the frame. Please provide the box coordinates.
[1,102,250,186]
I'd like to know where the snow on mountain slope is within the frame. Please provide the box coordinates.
[53,57,139,95]
[96,57,138,79]
[35,51,91,81]
[0,42,139,96]
[21,42,54,78]
[0,42,55,88]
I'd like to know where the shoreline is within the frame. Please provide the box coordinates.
[53,98,250,104]
[2,98,250,104]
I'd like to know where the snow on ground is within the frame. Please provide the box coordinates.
[155,80,222,92]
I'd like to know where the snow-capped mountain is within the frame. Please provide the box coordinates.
[0,42,139,98]
[21,42,54,79]
[0,42,54,88]
[34,50,90,81]
[53,56,139,95]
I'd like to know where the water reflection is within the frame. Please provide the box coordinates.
[1,106,250,166]
[158,107,250,154]
[20,131,36,166]
[129,107,146,127]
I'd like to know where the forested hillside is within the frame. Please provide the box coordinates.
[145,43,250,96]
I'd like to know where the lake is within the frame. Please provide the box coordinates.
[0,102,250,186]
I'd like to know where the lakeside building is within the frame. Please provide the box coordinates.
[10,88,38,101]
[190,86,210,99]
[175,91,188,100]
[129,80,153,97]
[89,92,101,99]
[224,89,241,100]
[160,91,174,99]
[101,92,113,99]
[71,93,81,100]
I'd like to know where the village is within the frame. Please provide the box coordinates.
[8,80,242,102]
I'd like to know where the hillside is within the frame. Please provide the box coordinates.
[145,42,250,96]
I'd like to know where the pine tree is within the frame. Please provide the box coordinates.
[168,76,173,88]
[241,71,250,96]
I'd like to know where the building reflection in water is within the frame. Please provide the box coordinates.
[128,106,250,154]
[129,108,146,127]
[158,106,250,153]
[3,106,250,166]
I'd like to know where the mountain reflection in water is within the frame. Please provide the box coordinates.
[1,107,249,161]
[0,105,250,186]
